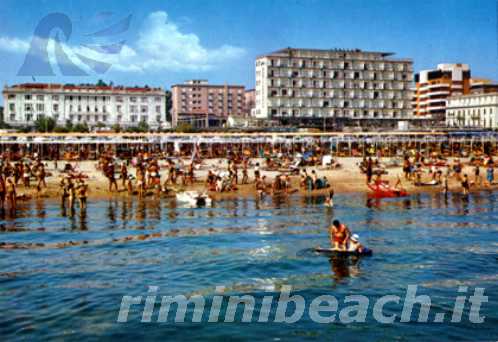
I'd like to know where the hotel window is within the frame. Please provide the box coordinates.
[26,114,33,121]
[8,94,15,99]
[155,96,161,102]
[53,104,59,112]
[130,105,137,112]
[130,97,137,103]
[117,115,122,122]
[131,115,137,122]
[10,114,15,121]
[117,105,122,113]
[52,95,59,101]
[141,97,147,102]
[36,103,44,111]
[140,116,147,122]
[116,96,123,102]
[37,95,44,101]
[155,105,161,113]
[25,94,32,100]
[9,103,15,111]
[156,115,161,122]
[141,106,148,113]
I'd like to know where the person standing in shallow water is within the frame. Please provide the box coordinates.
[5,175,16,211]
[329,219,350,251]
[461,174,470,196]
[0,174,6,210]
[76,179,88,210]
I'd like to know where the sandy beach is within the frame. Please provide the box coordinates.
[15,157,498,203]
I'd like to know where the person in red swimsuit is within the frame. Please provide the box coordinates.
[329,220,350,251]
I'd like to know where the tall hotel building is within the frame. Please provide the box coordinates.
[171,80,248,128]
[254,48,413,128]
[2,83,167,128]
[412,64,471,121]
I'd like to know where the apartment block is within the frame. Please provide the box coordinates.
[254,48,413,128]
[413,64,471,120]
[171,80,247,128]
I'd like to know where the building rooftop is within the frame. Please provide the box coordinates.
[3,83,164,93]
[256,47,409,59]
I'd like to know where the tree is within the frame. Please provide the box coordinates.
[137,120,150,132]
[72,122,89,133]
[175,123,194,133]
[64,120,74,132]
[34,115,56,132]
[53,125,69,133]
[111,123,121,132]
[96,79,108,87]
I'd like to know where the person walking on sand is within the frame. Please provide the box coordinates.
[120,162,128,190]
[35,164,47,193]
[366,157,373,184]
[106,162,118,192]
[485,165,494,187]
[474,164,481,187]
[241,162,249,185]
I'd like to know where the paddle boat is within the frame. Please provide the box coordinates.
[367,183,408,199]
[314,246,373,257]
[176,191,212,207]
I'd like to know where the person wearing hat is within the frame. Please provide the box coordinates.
[348,234,365,253]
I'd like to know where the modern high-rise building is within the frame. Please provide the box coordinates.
[254,48,413,128]
[171,80,247,128]
[412,64,471,121]
[2,83,167,129]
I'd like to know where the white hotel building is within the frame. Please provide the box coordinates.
[254,48,413,128]
[2,83,168,128]
[446,92,498,129]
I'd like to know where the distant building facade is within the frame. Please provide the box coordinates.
[254,48,413,129]
[470,79,498,94]
[245,89,256,116]
[171,80,247,128]
[2,83,167,129]
[446,92,498,129]
[413,64,471,121]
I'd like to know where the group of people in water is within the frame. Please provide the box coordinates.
[0,155,49,211]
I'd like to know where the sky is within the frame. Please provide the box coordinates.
[0,0,497,103]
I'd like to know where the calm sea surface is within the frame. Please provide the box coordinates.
[0,192,497,341]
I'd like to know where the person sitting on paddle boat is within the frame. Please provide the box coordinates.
[348,234,365,253]
[329,220,350,251]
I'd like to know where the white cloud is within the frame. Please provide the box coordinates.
[0,36,30,53]
[0,11,245,74]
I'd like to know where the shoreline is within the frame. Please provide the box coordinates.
[10,157,498,204]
